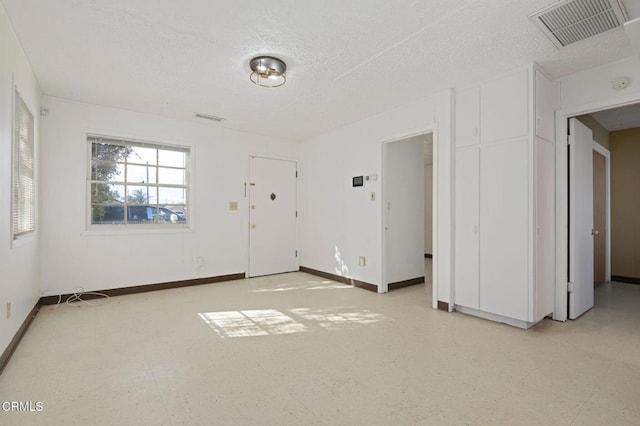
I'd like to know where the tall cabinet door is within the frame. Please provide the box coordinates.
[454,87,481,309]
[454,148,480,309]
[480,140,529,320]
[455,87,480,148]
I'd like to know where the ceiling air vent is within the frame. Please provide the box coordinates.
[194,113,225,122]
[530,0,628,48]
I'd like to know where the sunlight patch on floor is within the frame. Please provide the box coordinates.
[251,280,352,293]
[198,309,306,338]
[199,306,387,338]
[289,307,386,329]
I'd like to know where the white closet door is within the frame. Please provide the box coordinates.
[455,87,480,148]
[535,139,555,319]
[454,148,480,309]
[480,139,529,321]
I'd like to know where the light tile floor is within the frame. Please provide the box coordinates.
[0,264,639,425]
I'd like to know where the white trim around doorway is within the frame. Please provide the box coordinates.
[554,94,640,321]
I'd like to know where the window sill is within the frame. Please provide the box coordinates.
[82,226,192,237]
[11,232,37,249]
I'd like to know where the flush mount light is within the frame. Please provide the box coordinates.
[249,56,286,88]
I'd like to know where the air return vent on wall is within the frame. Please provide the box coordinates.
[530,0,628,48]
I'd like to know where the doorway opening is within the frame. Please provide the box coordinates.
[381,131,434,298]
[566,103,640,319]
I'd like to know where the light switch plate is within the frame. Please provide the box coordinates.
[229,201,238,211]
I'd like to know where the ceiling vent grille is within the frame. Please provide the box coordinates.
[194,113,225,122]
[530,0,628,48]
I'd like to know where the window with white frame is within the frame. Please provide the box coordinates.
[88,135,190,227]
[12,90,35,240]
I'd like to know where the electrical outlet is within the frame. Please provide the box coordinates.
[6,302,11,320]
[370,192,375,201]
[358,256,366,266]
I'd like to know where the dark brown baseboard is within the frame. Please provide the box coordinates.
[424,253,433,259]
[611,275,640,285]
[299,266,378,292]
[0,303,40,376]
[39,272,246,305]
[388,276,425,290]
[437,301,449,311]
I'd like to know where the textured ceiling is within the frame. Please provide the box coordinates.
[2,0,639,141]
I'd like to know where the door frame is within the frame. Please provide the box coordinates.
[381,128,435,295]
[555,95,638,321]
[247,154,299,277]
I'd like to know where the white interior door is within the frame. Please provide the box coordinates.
[569,118,594,319]
[384,137,425,286]
[249,157,297,277]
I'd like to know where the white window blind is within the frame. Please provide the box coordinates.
[12,90,35,239]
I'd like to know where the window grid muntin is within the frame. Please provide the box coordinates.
[88,136,189,226]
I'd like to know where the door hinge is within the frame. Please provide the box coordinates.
[295,170,298,178]
[295,210,298,218]
[295,250,298,257]
[567,282,575,293]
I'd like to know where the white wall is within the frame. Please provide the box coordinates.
[299,90,452,303]
[0,4,42,355]
[424,164,433,255]
[385,135,424,284]
[560,55,640,111]
[39,97,298,294]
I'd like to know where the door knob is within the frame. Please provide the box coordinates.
[591,229,600,236]
[251,224,256,229]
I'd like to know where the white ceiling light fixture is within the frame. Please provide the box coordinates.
[249,56,287,88]
[530,0,628,48]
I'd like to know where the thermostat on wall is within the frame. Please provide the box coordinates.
[352,176,364,187]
